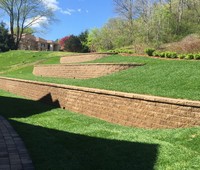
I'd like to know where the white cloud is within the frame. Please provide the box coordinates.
[42,0,60,11]
[60,8,84,15]
[25,16,48,28]
[41,0,87,15]
[60,10,72,15]
[60,8,76,15]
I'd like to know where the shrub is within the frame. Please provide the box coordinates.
[153,51,160,57]
[178,54,186,59]
[185,53,194,60]
[159,52,165,58]
[165,51,171,58]
[108,49,134,54]
[128,50,134,54]
[170,52,178,58]
[145,48,155,56]
[194,54,200,60]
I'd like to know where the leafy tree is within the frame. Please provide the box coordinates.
[64,35,83,52]
[59,36,71,50]
[0,22,14,52]
[78,30,89,52]
[0,0,55,49]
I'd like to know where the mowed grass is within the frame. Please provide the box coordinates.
[0,50,71,73]
[1,51,200,100]
[0,51,200,169]
[0,89,199,170]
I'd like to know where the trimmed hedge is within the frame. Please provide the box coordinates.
[146,50,200,60]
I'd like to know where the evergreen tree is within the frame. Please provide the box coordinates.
[78,30,90,52]
[0,22,14,52]
[64,35,83,52]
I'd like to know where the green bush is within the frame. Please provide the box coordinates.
[165,51,171,58]
[185,53,194,60]
[194,54,200,60]
[159,52,165,58]
[164,52,177,58]
[148,50,199,60]
[178,54,186,59]
[128,50,134,54]
[170,52,178,58]
[108,49,134,54]
[145,48,155,56]
[153,51,160,57]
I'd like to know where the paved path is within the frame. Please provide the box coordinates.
[0,116,34,170]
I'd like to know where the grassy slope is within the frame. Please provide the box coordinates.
[0,89,199,170]
[0,50,70,73]
[0,51,200,169]
[1,51,200,100]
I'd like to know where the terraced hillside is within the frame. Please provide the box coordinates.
[0,51,199,169]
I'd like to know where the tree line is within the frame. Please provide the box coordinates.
[0,0,199,53]
[87,0,200,52]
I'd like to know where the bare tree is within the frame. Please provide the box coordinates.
[0,0,55,49]
[113,0,135,20]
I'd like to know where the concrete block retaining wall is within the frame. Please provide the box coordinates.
[33,63,142,79]
[0,76,199,129]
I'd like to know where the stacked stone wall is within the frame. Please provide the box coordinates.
[33,63,141,79]
[0,77,199,129]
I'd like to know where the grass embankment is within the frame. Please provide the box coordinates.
[1,51,200,100]
[0,89,199,170]
[0,50,71,73]
[0,51,200,169]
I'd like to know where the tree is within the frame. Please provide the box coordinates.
[78,30,89,52]
[0,22,14,52]
[64,35,83,52]
[0,0,55,49]
[59,36,71,50]
[14,27,35,35]
[113,0,135,42]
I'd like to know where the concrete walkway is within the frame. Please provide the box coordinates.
[0,116,34,170]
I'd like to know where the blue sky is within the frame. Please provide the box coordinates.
[37,0,116,41]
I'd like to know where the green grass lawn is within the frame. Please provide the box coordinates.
[1,51,200,100]
[0,51,200,169]
[0,50,71,73]
[0,89,199,170]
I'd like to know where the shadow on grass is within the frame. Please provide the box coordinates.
[0,95,159,170]
[0,94,60,118]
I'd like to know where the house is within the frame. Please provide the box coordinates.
[19,34,60,51]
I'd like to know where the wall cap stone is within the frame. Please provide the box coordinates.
[34,63,144,67]
[62,52,118,57]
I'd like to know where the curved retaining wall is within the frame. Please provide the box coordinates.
[33,63,142,79]
[0,76,199,129]
[60,53,111,63]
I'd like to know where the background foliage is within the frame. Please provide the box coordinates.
[87,0,200,53]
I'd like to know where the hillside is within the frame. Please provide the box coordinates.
[159,34,200,54]
[1,50,200,101]
[0,50,199,169]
